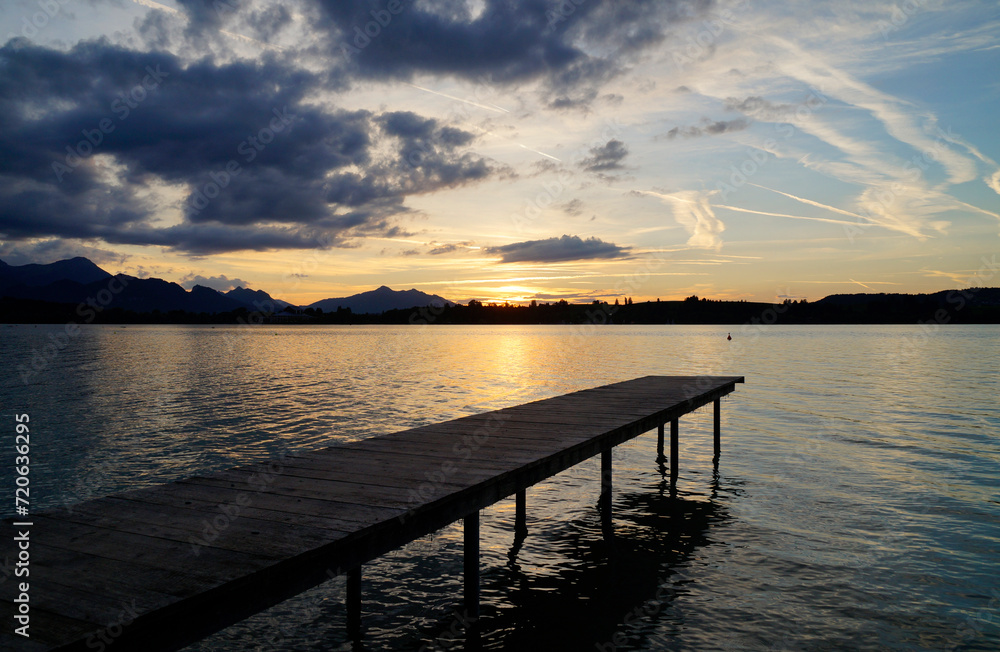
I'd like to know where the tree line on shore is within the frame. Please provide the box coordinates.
[3,288,999,325]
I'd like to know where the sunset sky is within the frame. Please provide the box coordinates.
[1,0,998,305]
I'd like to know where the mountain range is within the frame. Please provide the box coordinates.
[0,257,452,316]
[3,256,998,323]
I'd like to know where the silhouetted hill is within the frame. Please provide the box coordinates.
[810,288,1000,322]
[0,257,296,315]
[2,256,998,324]
[0,256,111,291]
[226,287,290,311]
[309,285,452,315]
[1,273,248,315]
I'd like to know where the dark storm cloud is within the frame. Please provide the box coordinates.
[244,5,294,41]
[316,0,712,105]
[579,139,629,172]
[174,0,226,31]
[486,234,630,263]
[0,38,504,254]
[665,118,749,139]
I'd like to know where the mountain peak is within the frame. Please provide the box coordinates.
[0,256,111,288]
[308,286,453,315]
[226,286,290,310]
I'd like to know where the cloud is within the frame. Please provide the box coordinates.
[633,190,725,249]
[724,96,799,120]
[579,139,629,172]
[665,118,750,139]
[180,273,249,291]
[989,169,1000,196]
[486,234,631,263]
[0,239,129,267]
[313,1,706,92]
[0,39,506,255]
[562,199,584,216]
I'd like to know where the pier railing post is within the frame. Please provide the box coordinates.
[714,398,721,458]
[347,566,362,639]
[670,419,679,479]
[464,511,480,621]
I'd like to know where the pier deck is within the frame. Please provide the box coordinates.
[2,375,743,651]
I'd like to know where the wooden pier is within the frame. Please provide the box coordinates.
[2,375,743,651]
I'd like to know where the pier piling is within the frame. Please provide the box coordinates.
[670,418,679,479]
[464,511,480,621]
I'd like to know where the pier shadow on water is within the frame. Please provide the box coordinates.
[408,473,732,651]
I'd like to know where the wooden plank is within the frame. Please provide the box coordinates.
[380,420,604,443]
[240,457,482,492]
[0,631,50,652]
[344,434,583,459]
[0,601,98,649]
[115,481,402,528]
[304,445,534,474]
[18,542,232,601]
[51,499,349,558]
[0,574,167,632]
[24,516,278,576]
[130,479,407,525]
[277,450,506,488]
[181,471,430,510]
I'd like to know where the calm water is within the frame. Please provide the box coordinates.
[1,324,998,651]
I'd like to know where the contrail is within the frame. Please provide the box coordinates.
[131,0,178,13]
[636,189,689,202]
[518,144,561,161]
[949,196,1000,220]
[747,182,873,221]
[849,278,874,290]
[714,204,870,227]
[406,84,509,113]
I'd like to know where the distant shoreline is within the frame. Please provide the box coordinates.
[3,291,999,325]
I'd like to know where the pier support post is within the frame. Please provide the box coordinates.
[464,511,480,621]
[515,489,527,534]
[601,448,612,505]
[657,423,664,459]
[600,448,613,535]
[714,398,721,457]
[346,566,362,639]
[670,419,679,479]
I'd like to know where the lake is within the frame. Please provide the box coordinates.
[1,323,998,650]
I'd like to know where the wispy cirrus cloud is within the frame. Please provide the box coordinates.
[632,190,725,250]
